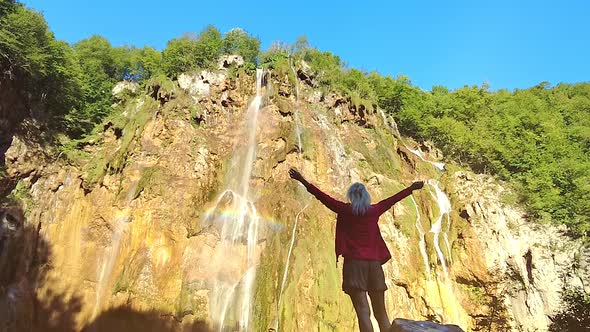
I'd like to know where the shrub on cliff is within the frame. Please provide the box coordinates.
[549,286,590,331]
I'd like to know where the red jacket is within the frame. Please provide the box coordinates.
[302,180,414,264]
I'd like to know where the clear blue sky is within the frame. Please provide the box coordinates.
[22,0,589,91]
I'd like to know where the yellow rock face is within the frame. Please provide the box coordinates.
[2,69,578,332]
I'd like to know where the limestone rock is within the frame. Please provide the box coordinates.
[1,60,584,332]
[112,81,139,96]
[452,171,585,331]
[390,319,464,332]
[4,135,46,178]
[217,54,244,69]
[306,90,322,103]
[178,71,226,98]
[297,60,316,87]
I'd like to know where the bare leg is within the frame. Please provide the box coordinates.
[369,291,390,332]
[348,290,373,332]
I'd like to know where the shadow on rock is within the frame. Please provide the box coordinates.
[83,306,211,332]
[0,203,84,332]
[0,202,213,332]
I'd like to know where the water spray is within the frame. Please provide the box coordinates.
[209,69,264,331]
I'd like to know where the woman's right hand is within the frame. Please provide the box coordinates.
[289,168,304,182]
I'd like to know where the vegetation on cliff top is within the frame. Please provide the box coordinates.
[1,0,589,237]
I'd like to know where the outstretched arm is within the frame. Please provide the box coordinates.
[374,181,424,215]
[289,168,347,213]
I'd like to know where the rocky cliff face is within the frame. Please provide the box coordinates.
[0,59,587,332]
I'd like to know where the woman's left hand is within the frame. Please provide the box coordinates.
[289,168,304,182]
[410,181,424,191]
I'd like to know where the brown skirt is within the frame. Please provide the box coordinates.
[342,258,387,293]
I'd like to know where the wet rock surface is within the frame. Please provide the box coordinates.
[0,61,584,332]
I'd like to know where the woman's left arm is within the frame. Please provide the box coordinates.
[374,181,424,215]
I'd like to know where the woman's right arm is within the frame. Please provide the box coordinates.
[289,168,346,213]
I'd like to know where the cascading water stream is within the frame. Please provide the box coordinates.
[444,212,452,265]
[271,61,309,332]
[208,69,264,331]
[92,178,139,320]
[380,110,453,274]
[426,180,451,277]
[380,110,432,275]
[314,112,351,187]
[273,206,307,330]
[410,196,431,276]
[379,110,445,172]
[290,59,303,153]
[380,110,465,324]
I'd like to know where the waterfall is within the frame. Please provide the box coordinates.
[380,110,431,275]
[271,61,308,331]
[208,69,264,331]
[406,146,445,171]
[290,59,303,152]
[410,196,431,276]
[443,211,453,265]
[314,113,351,186]
[426,180,451,277]
[379,109,444,171]
[272,205,307,331]
[92,178,139,320]
[380,110,453,276]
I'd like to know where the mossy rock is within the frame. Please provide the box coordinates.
[82,97,158,188]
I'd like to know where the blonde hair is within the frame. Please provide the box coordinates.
[347,183,371,216]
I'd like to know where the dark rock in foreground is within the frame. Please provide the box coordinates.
[390,318,464,332]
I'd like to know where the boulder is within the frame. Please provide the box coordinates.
[390,319,464,332]
[297,60,316,87]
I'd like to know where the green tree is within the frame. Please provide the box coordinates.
[162,25,223,77]
[162,36,197,77]
[549,286,590,331]
[222,28,260,65]
[0,2,82,129]
[193,25,222,68]
[66,35,122,134]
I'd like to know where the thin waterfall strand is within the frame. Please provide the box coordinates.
[273,62,307,332]
[92,177,139,319]
[427,180,451,277]
[410,195,431,276]
[290,59,303,152]
[209,69,264,331]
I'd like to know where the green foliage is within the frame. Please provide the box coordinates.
[162,25,223,77]
[2,2,587,237]
[303,48,343,88]
[391,82,590,236]
[133,166,166,199]
[0,2,82,126]
[260,42,291,74]
[6,180,33,213]
[83,97,156,188]
[161,37,196,77]
[222,28,260,65]
[145,74,176,100]
[0,0,17,17]
[67,36,163,136]
[549,286,590,331]
[117,45,163,81]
